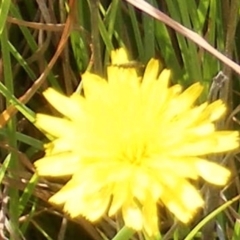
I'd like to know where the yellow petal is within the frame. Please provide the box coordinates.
[108,183,129,216]
[179,82,203,105]
[169,136,231,156]
[45,138,73,155]
[209,131,239,153]
[35,114,75,138]
[82,72,109,100]
[161,178,204,223]
[50,179,92,204]
[205,100,226,121]
[142,196,159,236]
[168,83,203,116]
[146,156,199,180]
[141,59,160,88]
[158,68,171,84]
[111,48,129,64]
[34,152,79,176]
[196,160,231,185]
[65,187,111,220]
[107,66,139,93]
[43,88,85,120]
[122,200,143,231]
[140,69,170,119]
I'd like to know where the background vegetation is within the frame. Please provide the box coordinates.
[0,0,240,239]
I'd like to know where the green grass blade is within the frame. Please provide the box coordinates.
[127,4,144,59]
[142,0,155,63]
[184,195,240,240]
[19,174,39,216]
[1,24,19,240]
[0,0,11,36]
[0,82,36,123]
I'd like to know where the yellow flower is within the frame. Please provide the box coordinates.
[34,48,239,236]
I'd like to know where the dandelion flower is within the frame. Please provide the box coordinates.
[34,48,239,236]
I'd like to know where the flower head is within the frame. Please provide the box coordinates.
[34,48,239,236]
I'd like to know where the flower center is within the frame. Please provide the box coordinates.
[124,141,148,165]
